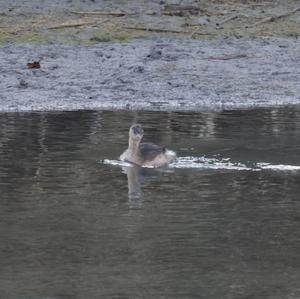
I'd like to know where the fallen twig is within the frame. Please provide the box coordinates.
[249,3,270,6]
[218,15,239,25]
[207,54,248,60]
[190,26,212,38]
[190,27,200,38]
[70,11,134,17]
[48,20,95,29]
[124,26,188,34]
[215,13,250,28]
[252,7,300,26]
[124,25,215,35]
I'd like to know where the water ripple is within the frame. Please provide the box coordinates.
[103,157,300,172]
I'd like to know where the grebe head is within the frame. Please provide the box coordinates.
[129,124,144,142]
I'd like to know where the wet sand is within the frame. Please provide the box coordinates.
[1,37,300,111]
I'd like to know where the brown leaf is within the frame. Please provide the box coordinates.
[27,61,41,69]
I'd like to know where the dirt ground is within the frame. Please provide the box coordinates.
[1,0,300,44]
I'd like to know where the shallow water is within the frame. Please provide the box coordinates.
[0,107,300,299]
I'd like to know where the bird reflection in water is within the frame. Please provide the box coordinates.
[121,165,164,202]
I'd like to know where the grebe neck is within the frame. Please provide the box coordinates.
[128,138,141,153]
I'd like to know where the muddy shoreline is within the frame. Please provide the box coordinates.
[1,1,300,112]
[1,37,300,112]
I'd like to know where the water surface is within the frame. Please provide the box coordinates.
[0,107,300,299]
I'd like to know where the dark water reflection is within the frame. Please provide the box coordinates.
[0,108,300,299]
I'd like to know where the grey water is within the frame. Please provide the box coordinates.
[0,107,300,299]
